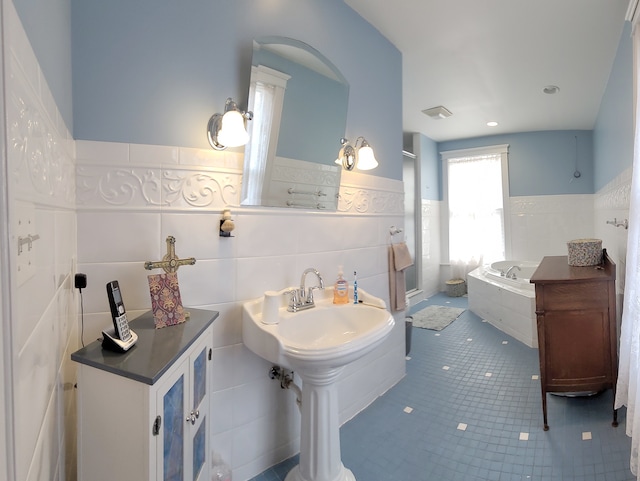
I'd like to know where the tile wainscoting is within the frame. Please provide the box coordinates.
[75,139,407,480]
[4,3,78,480]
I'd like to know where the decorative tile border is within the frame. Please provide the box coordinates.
[76,164,242,210]
[510,194,594,215]
[594,166,632,211]
[6,46,75,208]
[76,141,404,215]
[338,186,403,214]
[338,169,404,214]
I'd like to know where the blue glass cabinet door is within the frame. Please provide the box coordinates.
[157,335,211,481]
[163,373,185,481]
[191,346,208,481]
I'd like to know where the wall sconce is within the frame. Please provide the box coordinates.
[207,98,253,150]
[336,137,378,171]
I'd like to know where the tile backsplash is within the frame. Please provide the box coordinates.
[75,139,407,480]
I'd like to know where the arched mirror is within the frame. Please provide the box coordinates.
[241,37,349,210]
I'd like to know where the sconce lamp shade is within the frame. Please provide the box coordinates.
[207,98,252,150]
[337,137,377,171]
[356,143,378,170]
[217,110,249,147]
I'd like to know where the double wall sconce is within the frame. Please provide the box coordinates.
[207,98,253,150]
[336,137,378,171]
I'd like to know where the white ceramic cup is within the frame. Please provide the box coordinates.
[262,291,281,324]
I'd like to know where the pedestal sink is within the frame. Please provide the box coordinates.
[242,288,395,481]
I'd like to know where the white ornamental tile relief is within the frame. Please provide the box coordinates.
[7,57,75,208]
[161,169,241,208]
[338,186,403,214]
[421,199,434,218]
[595,183,631,211]
[76,165,241,210]
[595,167,632,211]
[510,194,593,216]
[76,165,163,208]
[74,143,403,213]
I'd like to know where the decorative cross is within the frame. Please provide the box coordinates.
[144,236,196,274]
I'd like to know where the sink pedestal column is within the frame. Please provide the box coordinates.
[285,367,355,481]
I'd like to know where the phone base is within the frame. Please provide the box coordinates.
[102,327,138,352]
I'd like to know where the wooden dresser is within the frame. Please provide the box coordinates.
[530,250,618,431]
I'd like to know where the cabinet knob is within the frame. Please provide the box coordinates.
[186,412,196,425]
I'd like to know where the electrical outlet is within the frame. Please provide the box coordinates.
[75,273,87,290]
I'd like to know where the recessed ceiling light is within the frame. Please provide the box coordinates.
[487,121,498,127]
[543,85,560,95]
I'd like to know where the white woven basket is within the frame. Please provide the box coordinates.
[446,279,466,297]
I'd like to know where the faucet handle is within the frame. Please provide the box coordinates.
[306,285,323,303]
[284,289,299,310]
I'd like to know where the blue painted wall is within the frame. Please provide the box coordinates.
[69,0,403,180]
[594,22,633,191]
[438,130,594,198]
[13,0,73,129]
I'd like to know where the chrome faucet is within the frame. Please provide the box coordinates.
[505,265,521,279]
[287,268,324,312]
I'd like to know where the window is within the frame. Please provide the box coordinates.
[241,65,290,205]
[441,145,510,278]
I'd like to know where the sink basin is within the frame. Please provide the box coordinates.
[242,287,395,481]
[242,288,394,370]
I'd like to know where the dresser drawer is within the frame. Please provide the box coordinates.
[537,281,608,311]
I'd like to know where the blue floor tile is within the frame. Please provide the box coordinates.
[249,293,633,481]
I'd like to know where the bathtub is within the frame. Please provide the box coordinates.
[468,261,539,348]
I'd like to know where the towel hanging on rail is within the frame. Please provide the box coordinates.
[388,241,413,312]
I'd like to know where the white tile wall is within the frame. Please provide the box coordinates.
[74,138,407,479]
[509,194,595,262]
[4,3,78,481]
[594,167,632,293]
[594,167,632,332]
[421,199,442,296]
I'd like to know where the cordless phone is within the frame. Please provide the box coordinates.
[103,280,138,352]
[107,280,131,340]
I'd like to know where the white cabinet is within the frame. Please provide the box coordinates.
[72,308,217,481]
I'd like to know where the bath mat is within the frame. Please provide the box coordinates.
[410,305,465,331]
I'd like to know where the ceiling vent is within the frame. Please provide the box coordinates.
[422,105,453,120]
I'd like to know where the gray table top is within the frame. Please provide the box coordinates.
[71,308,218,385]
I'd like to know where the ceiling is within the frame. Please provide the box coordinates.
[344,0,631,143]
